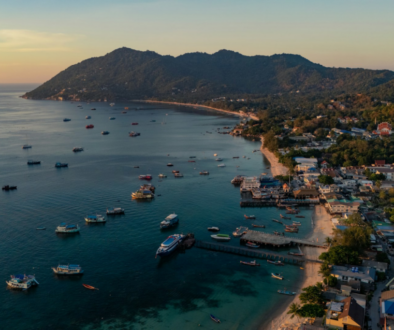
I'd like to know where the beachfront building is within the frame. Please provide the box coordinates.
[319,184,341,194]
[331,265,375,284]
[327,201,361,214]
[325,297,364,329]
[294,157,318,172]
[293,188,320,199]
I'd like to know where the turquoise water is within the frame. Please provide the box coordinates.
[0,85,311,329]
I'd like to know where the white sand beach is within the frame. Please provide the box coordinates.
[260,136,288,178]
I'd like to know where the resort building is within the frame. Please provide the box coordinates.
[327,200,361,214]
[326,297,364,330]
[331,265,375,284]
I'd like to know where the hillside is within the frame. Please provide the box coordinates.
[23,47,394,102]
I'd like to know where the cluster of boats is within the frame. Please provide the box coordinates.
[132,183,155,199]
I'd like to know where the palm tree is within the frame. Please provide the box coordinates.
[324,237,332,246]
[287,303,301,321]
[318,262,331,281]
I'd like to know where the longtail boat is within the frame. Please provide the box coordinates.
[267,260,284,266]
[210,314,221,323]
[83,284,98,290]
[244,215,256,220]
[252,224,265,228]
[295,215,305,218]
[280,214,291,220]
[240,260,260,266]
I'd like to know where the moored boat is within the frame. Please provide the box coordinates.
[215,158,223,161]
[211,234,230,241]
[2,185,17,191]
[85,214,106,223]
[217,163,226,167]
[288,252,304,256]
[207,227,220,232]
[245,241,259,248]
[72,147,84,152]
[52,264,84,275]
[55,223,80,234]
[55,162,68,168]
[174,173,183,177]
[278,290,296,295]
[160,213,179,229]
[295,215,305,218]
[6,274,39,290]
[251,224,265,228]
[210,314,220,323]
[240,260,260,266]
[27,160,41,165]
[267,260,284,266]
[86,124,94,129]
[244,214,256,219]
[106,207,125,215]
[156,234,185,257]
[271,273,283,280]
[172,170,179,173]
[199,171,209,175]
[280,214,291,220]
[83,284,98,290]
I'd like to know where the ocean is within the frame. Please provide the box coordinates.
[0,84,312,330]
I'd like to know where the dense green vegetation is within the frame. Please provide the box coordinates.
[319,246,361,265]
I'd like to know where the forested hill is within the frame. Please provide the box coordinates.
[23,47,394,101]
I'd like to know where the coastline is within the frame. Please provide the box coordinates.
[260,136,288,177]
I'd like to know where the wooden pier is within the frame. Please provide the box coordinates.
[195,240,322,264]
[240,199,320,207]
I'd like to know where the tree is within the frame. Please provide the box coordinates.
[323,275,338,287]
[318,262,331,280]
[344,213,364,226]
[389,188,394,198]
[299,285,323,305]
[287,303,302,321]
[376,180,382,189]
[299,304,325,318]
[324,236,333,245]
[380,190,387,200]
[333,226,372,252]
[318,175,334,185]
[319,246,361,265]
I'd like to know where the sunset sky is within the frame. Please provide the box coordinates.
[1,0,394,83]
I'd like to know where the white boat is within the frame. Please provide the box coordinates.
[109,103,115,106]
[271,273,283,280]
[55,223,80,234]
[72,147,84,152]
[85,214,106,223]
[217,164,226,167]
[160,213,179,229]
[107,207,125,215]
[208,227,220,232]
[22,145,32,149]
[6,274,39,290]
[158,174,167,178]
[215,158,223,161]
[52,264,84,275]
[156,234,185,257]
[211,234,230,241]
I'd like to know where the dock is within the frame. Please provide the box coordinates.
[195,240,322,264]
[240,230,327,249]
[240,199,320,207]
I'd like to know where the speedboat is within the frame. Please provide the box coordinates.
[215,158,223,161]
[160,213,179,229]
[86,124,94,129]
[85,214,106,223]
[271,273,283,280]
[22,144,32,149]
[6,274,39,290]
[72,147,84,152]
[63,118,71,122]
[129,131,140,137]
[109,117,116,120]
[2,185,17,191]
[86,116,91,119]
[174,173,183,177]
[27,160,41,165]
[139,174,152,180]
[101,131,110,135]
[211,234,230,241]
[55,223,80,234]
[208,227,220,232]
[106,207,125,215]
[158,174,167,178]
[240,260,260,266]
[52,264,84,275]
[217,164,226,167]
[156,234,185,257]
[210,315,220,323]
[245,242,259,248]
[55,162,68,168]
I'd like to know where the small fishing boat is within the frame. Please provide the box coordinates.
[158,174,167,178]
[85,214,106,223]
[207,227,220,232]
[2,185,17,191]
[240,260,260,266]
[199,171,209,175]
[72,147,84,152]
[280,214,291,220]
[210,315,220,323]
[278,290,296,295]
[52,264,84,275]
[86,116,91,119]
[131,122,138,125]
[211,234,230,241]
[292,221,301,225]
[167,163,174,167]
[22,144,32,149]
[90,108,96,110]
[122,111,127,113]
[63,118,71,122]
[109,117,116,120]
[295,215,305,218]
[6,274,39,290]
[188,160,195,163]
[285,228,299,233]
[129,131,140,137]
[83,284,98,290]
[36,227,46,230]
[139,174,152,180]
[109,103,115,107]
[106,207,125,215]
[217,164,226,167]
[55,223,80,234]
[55,162,68,168]
[271,273,283,280]
[267,260,284,266]
[27,160,41,165]
[233,156,239,159]
[134,166,139,168]
[252,224,265,228]
[101,131,110,135]
[86,124,94,129]
[273,231,281,236]
[174,173,183,177]
[244,215,256,220]
[172,170,179,173]
[245,241,259,248]
[150,120,156,122]
[288,252,304,256]
[272,219,282,224]
[215,158,223,161]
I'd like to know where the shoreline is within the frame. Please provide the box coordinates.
[260,136,288,177]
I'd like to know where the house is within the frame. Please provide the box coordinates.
[376,168,394,180]
[319,184,341,194]
[362,260,388,273]
[327,201,361,214]
[293,188,320,199]
[381,290,394,328]
[331,265,375,284]
[321,160,329,169]
[376,160,386,166]
[282,183,290,193]
[376,122,393,136]
[294,157,318,172]
[326,297,364,329]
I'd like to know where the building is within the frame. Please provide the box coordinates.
[381,290,394,329]
[326,297,364,329]
[375,122,393,136]
[240,177,260,191]
[293,188,320,199]
[362,260,388,273]
[294,157,318,172]
[331,265,375,284]
[376,168,394,180]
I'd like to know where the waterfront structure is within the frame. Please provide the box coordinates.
[294,157,318,172]
[240,177,260,191]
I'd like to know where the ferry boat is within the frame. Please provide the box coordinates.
[158,174,167,178]
[240,260,260,266]
[174,173,183,177]
[278,290,296,295]
[101,131,110,135]
[233,226,248,237]
[52,264,84,275]
[217,164,226,167]
[199,171,209,175]
[27,160,41,165]
[63,118,71,122]
[131,190,154,199]
[86,124,94,129]
[86,116,91,119]
[131,122,138,125]
[160,213,179,229]
[22,144,32,149]
[156,234,185,257]
[139,174,152,180]
[55,223,80,234]
[271,273,283,280]
[109,117,116,120]
[106,207,125,215]
[2,185,17,191]
[72,147,84,152]
[267,260,284,266]
[129,132,140,137]
[85,214,106,223]
[211,234,230,241]
[55,162,68,168]
[207,227,220,232]
[246,242,259,248]
[6,274,39,290]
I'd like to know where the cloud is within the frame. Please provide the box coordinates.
[0,29,82,52]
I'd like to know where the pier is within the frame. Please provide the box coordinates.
[240,199,320,207]
[195,240,322,264]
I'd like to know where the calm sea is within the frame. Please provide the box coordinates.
[0,84,311,330]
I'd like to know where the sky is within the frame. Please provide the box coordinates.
[0,0,393,83]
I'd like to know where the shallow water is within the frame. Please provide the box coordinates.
[0,85,312,329]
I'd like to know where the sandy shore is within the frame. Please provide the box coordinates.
[263,205,333,330]
[260,137,288,177]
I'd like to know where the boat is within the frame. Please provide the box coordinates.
[131,190,154,199]
[140,184,155,192]
[167,163,174,167]
[156,234,185,257]
[240,260,260,266]
[213,153,218,157]
[217,164,226,167]
[55,223,80,234]
[150,120,156,122]
[106,207,125,215]
[292,221,301,225]
[72,147,84,152]
[244,215,256,220]
[231,175,244,185]
[207,227,220,232]
[199,171,209,175]
[285,228,299,233]
[101,131,110,135]
[272,219,282,224]
[211,234,230,241]
[245,241,259,248]
[233,156,239,159]
[174,173,183,177]
[22,144,32,149]
[91,108,96,110]
[295,215,305,218]
[122,111,127,113]
[210,315,220,323]
[83,284,98,290]
[273,231,281,236]
[85,214,106,223]
[63,118,71,122]
[52,264,84,275]
[131,122,138,125]
[86,124,94,129]
[109,117,116,120]
[188,160,196,163]
[288,252,304,256]
[215,158,223,161]
[129,132,140,137]
[55,162,68,168]
[189,156,196,158]
[267,260,284,266]
[124,107,129,110]
[278,290,296,295]
[160,213,179,229]
[139,174,152,180]
[27,160,41,165]
[232,226,248,237]
[172,170,179,173]
[251,224,265,228]
[2,185,17,191]
[6,274,39,290]
[158,174,167,178]
[36,227,46,230]
[109,103,115,107]
[271,273,283,280]
[280,214,291,220]
[86,116,91,119]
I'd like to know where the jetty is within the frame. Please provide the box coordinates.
[195,240,322,264]
[240,230,326,249]
[240,199,319,207]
